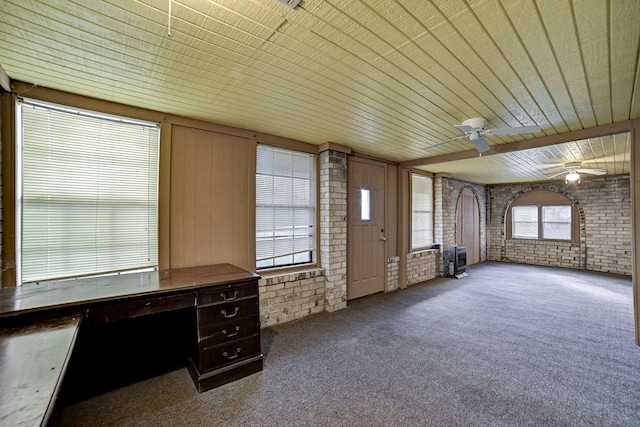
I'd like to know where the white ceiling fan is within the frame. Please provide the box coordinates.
[426,118,541,153]
[547,161,606,183]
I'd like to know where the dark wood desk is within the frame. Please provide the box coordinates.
[0,264,263,424]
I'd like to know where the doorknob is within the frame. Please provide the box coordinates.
[379,236,387,241]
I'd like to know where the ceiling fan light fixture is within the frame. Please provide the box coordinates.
[565,172,580,183]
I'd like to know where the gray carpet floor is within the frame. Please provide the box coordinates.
[60,262,640,426]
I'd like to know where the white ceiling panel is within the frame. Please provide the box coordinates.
[0,0,638,183]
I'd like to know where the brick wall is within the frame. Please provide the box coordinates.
[503,240,584,269]
[258,268,325,327]
[319,150,348,312]
[406,249,439,285]
[582,177,631,274]
[434,176,444,246]
[387,256,400,291]
[487,176,631,275]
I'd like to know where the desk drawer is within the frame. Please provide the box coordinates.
[199,315,260,349]
[198,298,258,327]
[198,335,261,373]
[88,293,196,324]
[197,281,257,306]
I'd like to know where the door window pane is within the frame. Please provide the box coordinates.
[360,189,371,220]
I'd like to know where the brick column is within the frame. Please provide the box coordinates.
[319,150,348,312]
[433,175,444,246]
[433,175,446,276]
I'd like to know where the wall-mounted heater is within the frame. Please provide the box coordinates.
[448,245,468,279]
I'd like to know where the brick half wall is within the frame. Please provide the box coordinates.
[258,268,325,328]
[406,249,439,286]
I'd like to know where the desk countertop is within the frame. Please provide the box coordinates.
[0,315,81,427]
[0,264,260,318]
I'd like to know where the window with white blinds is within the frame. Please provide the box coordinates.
[411,173,433,250]
[18,99,159,284]
[512,205,539,239]
[512,205,572,240]
[256,144,315,269]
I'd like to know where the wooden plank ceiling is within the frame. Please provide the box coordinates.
[0,0,638,183]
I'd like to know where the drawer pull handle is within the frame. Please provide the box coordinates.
[222,326,241,338]
[221,307,240,318]
[220,291,239,301]
[144,301,151,306]
[223,348,241,360]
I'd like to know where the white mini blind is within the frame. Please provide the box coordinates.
[542,205,572,240]
[19,100,159,283]
[256,144,315,269]
[411,173,433,250]
[512,205,538,239]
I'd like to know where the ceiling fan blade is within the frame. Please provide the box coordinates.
[453,124,477,134]
[484,126,541,136]
[577,168,606,175]
[547,170,568,179]
[564,161,582,168]
[473,136,491,153]
[423,135,468,150]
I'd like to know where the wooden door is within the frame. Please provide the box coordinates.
[457,188,480,265]
[347,159,386,299]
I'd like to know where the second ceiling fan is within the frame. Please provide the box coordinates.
[427,118,541,153]
[547,161,606,183]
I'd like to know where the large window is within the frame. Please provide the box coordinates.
[17,99,159,284]
[508,190,576,242]
[256,144,315,269]
[411,173,433,250]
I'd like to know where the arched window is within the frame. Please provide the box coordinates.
[506,190,579,243]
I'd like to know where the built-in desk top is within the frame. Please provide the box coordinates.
[0,315,81,427]
[0,264,260,319]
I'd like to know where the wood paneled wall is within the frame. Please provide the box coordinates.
[3,83,319,282]
[169,126,255,271]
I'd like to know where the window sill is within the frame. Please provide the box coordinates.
[407,249,439,259]
[257,263,319,276]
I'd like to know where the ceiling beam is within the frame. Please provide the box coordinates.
[400,120,639,168]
